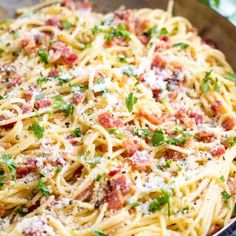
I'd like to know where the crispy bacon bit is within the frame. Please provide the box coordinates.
[123,140,141,156]
[211,100,223,117]
[21,37,37,54]
[76,1,92,10]
[114,10,134,32]
[76,186,93,201]
[108,168,120,177]
[111,175,131,194]
[227,178,236,195]
[34,99,52,110]
[7,74,23,89]
[61,48,78,66]
[46,18,61,28]
[16,160,37,178]
[98,112,123,129]
[73,93,86,105]
[48,69,59,78]
[195,132,215,143]
[66,134,78,145]
[211,146,225,157]
[207,225,221,236]
[22,104,32,114]
[189,112,203,125]
[130,151,151,172]
[151,55,166,69]
[0,203,4,217]
[222,117,236,131]
[165,150,184,161]
[141,112,162,125]
[23,90,33,101]
[152,88,161,100]
[107,189,124,210]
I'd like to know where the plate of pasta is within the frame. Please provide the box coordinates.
[0,0,236,235]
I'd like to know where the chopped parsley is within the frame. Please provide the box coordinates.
[28,121,45,139]
[71,127,82,137]
[200,71,212,93]
[55,166,62,173]
[37,178,50,196]
[149,191,171,216]
[105,24,130,41]
[146,26,158,37]
[38,49,49,64]
[159,27,169,36]
[222,137,236,147]
[37,76,48,85]
[151,129,165,146]
[1,154,17,180]
[128,202,140,208]
[61,21,73,30]
[53,95,74,116]
[91,26,101,35]
[219,176,225,182]
[0,175,4,188]
[125,92,138,112]
[166,130,191,145]
[225,73,236,84]
[93,230,106,236]
[122,67,137,77]
[0,48,4,55]
[118,54,127,63]
[15,207,28,216]
[96,174,103,181]
[173,42,189,50]
[221,191,231,201]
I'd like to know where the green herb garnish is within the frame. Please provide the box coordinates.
[125,92,138,112]
[38,49,49,64]
[28,121,45,139]
[173,42,189,50]
[37,178,50,196]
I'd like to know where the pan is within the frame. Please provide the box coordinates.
[0,0,236,235]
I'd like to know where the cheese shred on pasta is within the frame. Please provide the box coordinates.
[0,1,236,235]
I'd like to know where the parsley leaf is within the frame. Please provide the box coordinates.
[96,174,103,181]
[55,166,62,173]
[213,78,220,92]
[225,73,236,84]
[105,24,130,41]
[222,137,236,147]
[149,191,171,216]
[166,130,191,145]
[200,71,212,92]
[72,127,82,137]
[146,26,158,37]
[219,176,225,182]
[128,202,140,208]
[1,154,16,179]
[93,230,106,236]
[0,175,4,188]
[151,129,165,146]
[125,92,138,112]
[173,42,189,50]
[28,122,45,139]
[221,191,231,200]
[53,95,74,116]
[61,21,73,30]
[122,67,137,77]
[118,54,127,63]
[37,178,50,196]
[91,26,101,35]
[37,76,48,85]
[38,49,49,64]
[159,27,169,36]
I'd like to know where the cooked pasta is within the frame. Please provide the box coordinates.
[0,0,236,235]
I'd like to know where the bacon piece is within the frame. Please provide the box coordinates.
[130,151,151,172]
[98,112,123,129]
[111,175,131,195]
[211,100,223,117]
[195,132,215,143]
[189,112,203,125]
[123,140,140,156]
[7,74,23,89]
[222,117,236,131]
[23,90,33,101]
[107,189,124,210]
[16,160,37,178]
[34,99,52,110]
[211,146,225,157]
[21,37,37,54]
[48,69,59,78]
[0,203,4,217]
[151,55,166,69]
[22,104,32,114]
[73,93,86,105]
[140,112,162,125]
[164,150,184,161]
[207,225,221,236]
[227,178,236,195]
[114,10,134,32]
[152,88,161,100]
[108,168,120,177]
[61,48,78,66]
[76,186,93,201]
[46,18,61,28]
[76,1,92,10]
[61,0,75,9]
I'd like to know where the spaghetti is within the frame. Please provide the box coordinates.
[0,0,236,235]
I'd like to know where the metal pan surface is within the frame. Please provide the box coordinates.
[0,0,236,235]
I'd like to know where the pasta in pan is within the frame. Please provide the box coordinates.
[0,0,236,235]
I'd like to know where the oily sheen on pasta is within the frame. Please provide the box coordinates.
[0,0,236,235]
